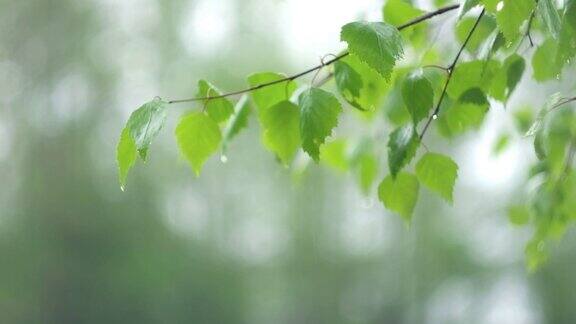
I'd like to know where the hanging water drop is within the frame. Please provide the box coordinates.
[220,154,228,163]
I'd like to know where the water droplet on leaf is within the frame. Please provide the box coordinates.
[220,155,228,163]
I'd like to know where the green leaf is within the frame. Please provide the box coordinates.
[437,88,489,137]
[566,0,576,31]
[447,60,499,99]
[340,21,404,79]
[383,0,423,26]
[299,88,343,162]
[261,100,301,166]
[123,98,167,161]
[556,1,576,68]
[116,98,167,188]
[336,54,391,111]
[534,130,547,160]
[479,0,498,9]
[483,0,536,43]
[401,70,434,123]
[222,95,251,152]
[320,139,349,172]
[247,72,297,114]
[533,38,564,82]
[334,60,364,110]
[526,237,548,271]
[505,55,526,99]
[458,87,489,106]
[416,152,459,203]
[539,108,576,177]
[455,15,496,53]
[383,0,428,48]
[492,133,510,155]
[538,0,562,39]
[514,106,535,134]
[175,112,222,176]
[388,124,419,177]
[459,0,480,19]
[117,127,138,190]
[357,153,378,195]
[508,205,530,225]
[378,172,420,222]
[489,54,525,102]
[380,68,415,125]
[439,103,488,137]
[197,80,234,123]
[348,139,379,194]
[560,173,576,219]
[531,1,576,81]
[525,93,563,137]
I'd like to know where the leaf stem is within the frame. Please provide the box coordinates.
[551,96,576,110]
[167,4,461,105]
[418,8,486,140]
[516,5,537,53]
[422,64,450,72]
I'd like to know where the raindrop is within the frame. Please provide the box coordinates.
[220,154,228,163]
[120,185,125,192]
[432,114,438,120]
[496,1,504,11]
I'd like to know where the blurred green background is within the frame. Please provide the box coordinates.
[1,0,576,323]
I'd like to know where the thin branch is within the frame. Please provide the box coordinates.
[419,8,486,140]
[168,53,346,104]
[422,64,450,72]
[526,10,536,47]
[516,7,537,53]
[167,4,461,105]
[314,72,334,87]
[551,96,576,111]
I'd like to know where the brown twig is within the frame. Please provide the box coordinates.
[167,4,461,105]
[516,8,537,53]
[551,96,576,111]
[419,8,486,140]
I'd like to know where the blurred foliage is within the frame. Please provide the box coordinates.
[0,0,576,323]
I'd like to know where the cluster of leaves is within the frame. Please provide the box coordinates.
[117,0,576,269]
